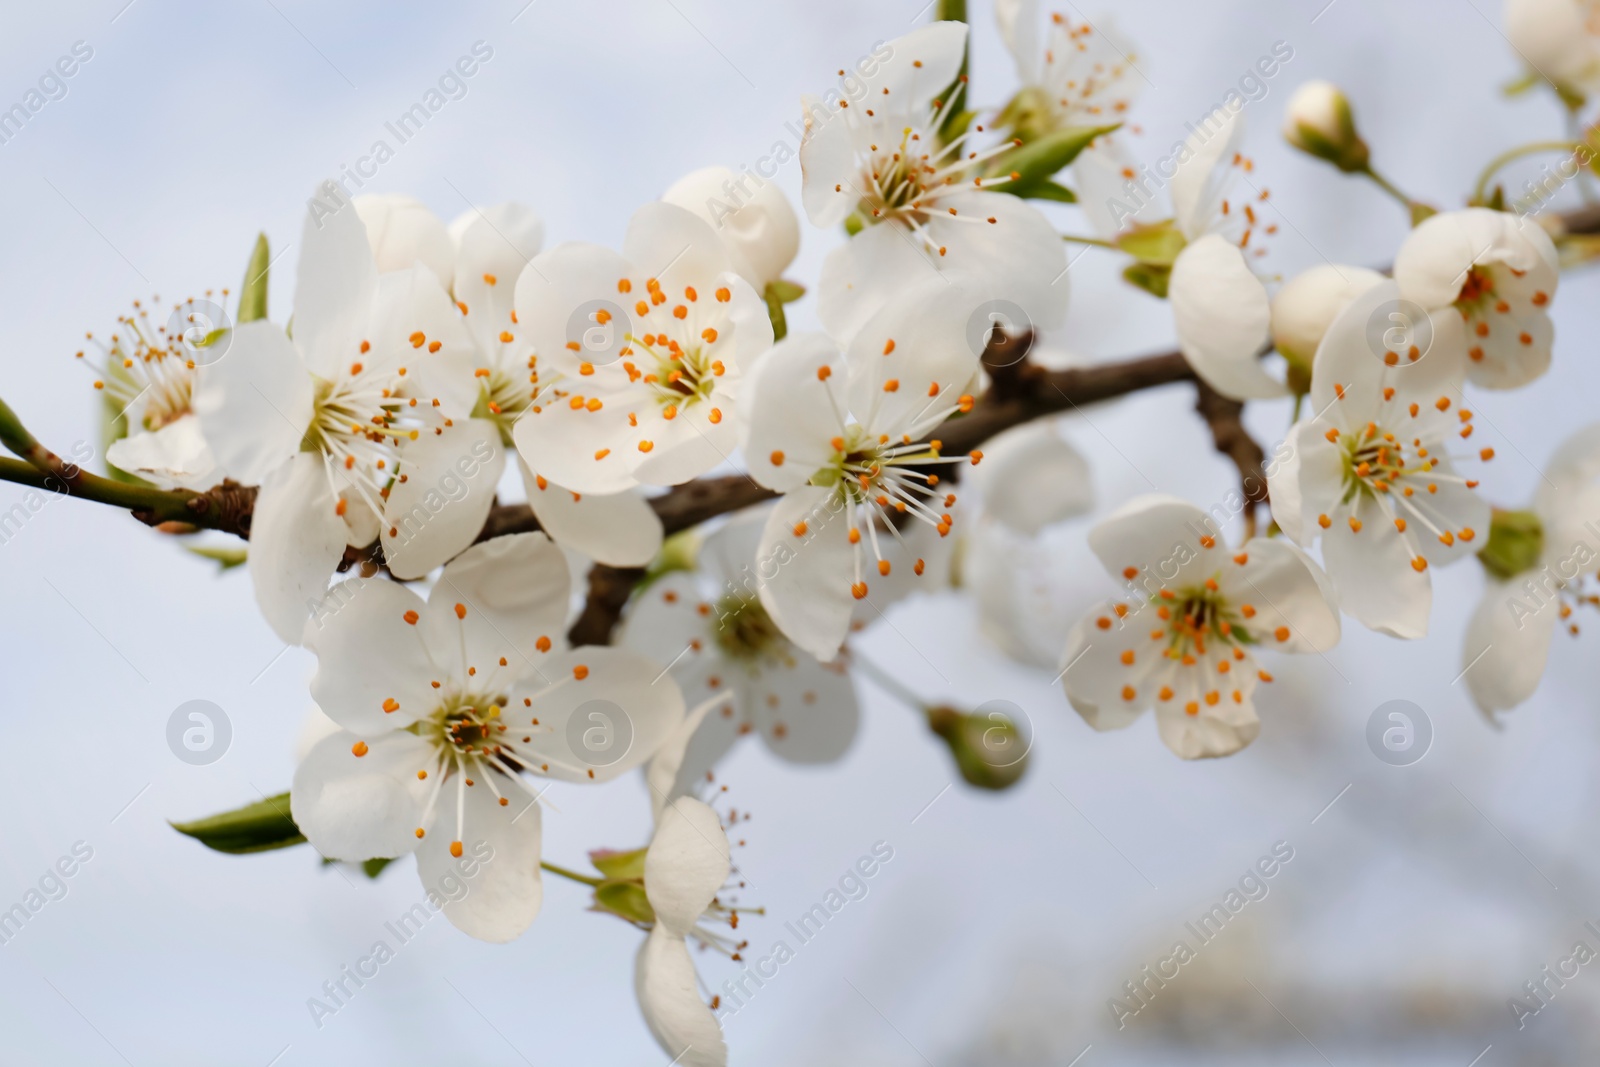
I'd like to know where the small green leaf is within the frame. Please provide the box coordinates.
[171,793,306,855]
[1009,179,1076,203]
[1115,220,1187,267]
[184,544,249,571]
[1502,71,1541,97]
[992,124,1120,193]
[766,279,806,305]
[362,857,395,879]
[589,846,649,881]
[1122,261,1171,300]
[593,880,656,926]
[238,233,270,324]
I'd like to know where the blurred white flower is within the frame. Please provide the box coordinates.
[1462,423,1600,717]
[1394,207,1560,390]
[800,21,1070,342]
[1062,494,1340,759]
[663,165,801,291]
[620,512,859,792]
[995,4,1143,132]
[1268,281,1492,639]
[1505,0,1600,98]
[739,281,983,661]
[511,201,774,493]
[291,533,685,942]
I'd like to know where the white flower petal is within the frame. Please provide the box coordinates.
[1462,575,1560,714]
[1270,264,1386,369]
[295,191,380,378]
[623,201,733,293]
[1169,236,1281,400]
[105,415,221,491]
[871,21,968,114]
[291,730,433,862]
[799,93,861,229]
[1060,615,1153,732]
[509,647,687,784]
[644,691,722,823]
[970,419,1093,536]
[749,655,858,763]
[193,322,312,486]
[522,459,663,567]
[1320,493,1431,639]
[635,926,727,1067]
[663,166,799,288]
[1394,208,1521,308]
[1170,106,1244,240]
[512,395,645,495]
[845,278,985,440]
[354,194,454,289]
[513,242,638,378]
[304,574,436,732]
[427,532,573,666]
[377,264,480,416]
[415,779,542,943]
[1309,280,1466,415]
[741,332,850,491]
[756,485,856,662]
[644,796,730,933]
[451,203,545,352]
[1152,665,1260,759]
[1086,493,1224,588]
[381,418,506,580]
[1219,537,1341,653]
[251,452,348,644]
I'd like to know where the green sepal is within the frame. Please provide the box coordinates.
[589,846,649,882]
[1502,71,1541,97]
[764,282,789,342]
[1479,508,1545,581]
[362,857,395,879]
[184,544,249,571]
[170,793,306,855]
[1122,261,1171,299]
[238,233,271,324]
[992,124,1120,194]
[593,880,656,926]
[1115,220,1187,267]
[766,279,806,304]
[1012,180,1076,203]
[843,213,866,237]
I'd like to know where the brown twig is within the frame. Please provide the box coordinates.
[1193,379,1270,535]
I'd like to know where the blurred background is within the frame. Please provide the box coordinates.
[1,0,1597,1063]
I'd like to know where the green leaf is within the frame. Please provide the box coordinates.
[1502,71,1541,97]
[593,880,656,926]
[1009,179,1076,203]
[362,857,395,879]
[589,846,649,881]
[1115,220,1187,267]
[766,279,806,305]
[238,233,270,324]
[993,124,1120,192]
[170,793,307,855]
[1122,261,1171,300]
[184,544,249,571]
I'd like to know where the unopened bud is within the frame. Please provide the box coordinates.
[1270,264,1386,392]
[1282,81,1368,173]
[926,703,1030,790]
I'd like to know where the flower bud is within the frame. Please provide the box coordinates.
[1478,508,1545,580]
[1270,264,1385,391]
[1282,81,1368,172]
[926,705,1030,790]
[662,165,800,289]
[352,194,455,289]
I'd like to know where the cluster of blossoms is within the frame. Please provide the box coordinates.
[22,3,1600,1064]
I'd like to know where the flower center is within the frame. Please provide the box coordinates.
[1152,582,1256,662]
[78,296,217,429]
[711,594,783,662]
